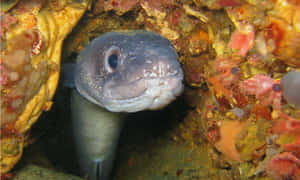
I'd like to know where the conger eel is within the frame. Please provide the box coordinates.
[65,30,184,180]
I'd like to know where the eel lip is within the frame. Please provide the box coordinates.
[105,74,183,101]
[102,75,184,112]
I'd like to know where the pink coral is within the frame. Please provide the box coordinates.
[269,112,300,179]
[208,57,243,105]
[272,112,300,134]
[284,136,300,158]
[0,65,9,86]
[103,0,139,15]
[206,124,220,143]
[213,57,241,87]
[266,152,300,180]
[218,0,242,7]
[228,24,255,57]
[0,12,17,39]
[239,74,282,110]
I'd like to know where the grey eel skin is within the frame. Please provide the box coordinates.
[70,30,184,180]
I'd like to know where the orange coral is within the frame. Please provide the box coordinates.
[215,120,248,161]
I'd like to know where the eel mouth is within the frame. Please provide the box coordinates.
[102,74,184,112]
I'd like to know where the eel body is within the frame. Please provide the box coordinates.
[71,91,123,180]
[70,31,184,180]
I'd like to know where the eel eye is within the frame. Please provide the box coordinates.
[108,53,118,70]
[104,46,121,73]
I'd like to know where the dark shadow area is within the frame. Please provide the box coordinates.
[111,94,190,178]
[26,84,80,175]
[23,79,189,179]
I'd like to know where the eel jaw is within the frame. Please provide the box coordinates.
[102,74,184,112]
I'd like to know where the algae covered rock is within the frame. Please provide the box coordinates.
[236,118,272,161]
[0,0,90,173]
[11,164,83,180]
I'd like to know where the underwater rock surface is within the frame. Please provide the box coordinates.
[0,0,89,175]
[11,165,83,180]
